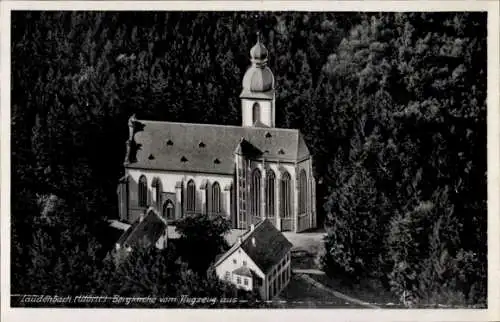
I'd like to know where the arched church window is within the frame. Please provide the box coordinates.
[187,180,196,212]
[138,175,148,207]
[266,170,275,217]
[152,177,162,208]
[252,102,260,124]
[252,169,261,217]
[299,170,307,214]
[280,172,291,218]
[212,182,221,213]
[163,199,175,220]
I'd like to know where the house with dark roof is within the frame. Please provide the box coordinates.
[117,36,317,233]
[213,219,293,299]
[113,207,168,262]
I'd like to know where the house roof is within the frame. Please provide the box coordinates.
[126,119,310,174]
[214,219,293,274]
[117,208,167,248]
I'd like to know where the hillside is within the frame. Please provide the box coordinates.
[11,11,486,307]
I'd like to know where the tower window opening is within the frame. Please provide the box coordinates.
[252,102,260,124]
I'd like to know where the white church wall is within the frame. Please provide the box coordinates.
[125,168,234,223]
[247,160,296,231]
[247,158,315,232]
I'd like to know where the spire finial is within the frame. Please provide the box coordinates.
[256,31,261,43]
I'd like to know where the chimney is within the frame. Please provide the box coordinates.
[238,236,243,244]
[115,243,121,250]
[139,212,145,222]
[251,237,256,247]
[250,224,255,231]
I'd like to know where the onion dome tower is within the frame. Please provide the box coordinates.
[240,33,276,128]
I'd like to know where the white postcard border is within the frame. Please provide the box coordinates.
[1,1,499,322]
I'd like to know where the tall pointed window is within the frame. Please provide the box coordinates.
[187,180,196,212]
[252,102,260,124]
[280,172,291,218]
[251,169,261,217]
[152,177,162,209]
[205,183,209,215]
[212,182,221,214]
[138,175,148,207]
[299,170,307,214]
[266,170,275,217]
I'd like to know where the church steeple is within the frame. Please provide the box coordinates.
[240,33,276,128]
[250,32,268,67]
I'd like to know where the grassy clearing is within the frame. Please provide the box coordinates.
[309,274,401,308]
[275,275,366,308]
[284,230,401,308]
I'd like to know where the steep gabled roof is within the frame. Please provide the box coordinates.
[117,208,167,248]
[234,137,263,158]
[127,119,310,174]
[214,219,293,274]
[240,219,293,273]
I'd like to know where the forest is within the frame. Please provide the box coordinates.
[11,11,486,307]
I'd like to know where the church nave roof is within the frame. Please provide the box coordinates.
[126,119,310,174]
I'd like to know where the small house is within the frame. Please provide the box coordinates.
[213,219,293,300]
[113,207,168,262]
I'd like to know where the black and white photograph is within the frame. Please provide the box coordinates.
[1,0,499,320]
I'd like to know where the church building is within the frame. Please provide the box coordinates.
[117,37,317,233]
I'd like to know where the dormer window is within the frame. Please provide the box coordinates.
[148,154,155,160]
[166,139,173,146]
[181,156,188,162]
[214,158,220,164]
[278,148,285,155]
[199,141,206,148]
[265,132,272,138]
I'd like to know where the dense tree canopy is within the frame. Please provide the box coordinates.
[175,213,232,274]
[11,11,486,307]
[318,13,486,306]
